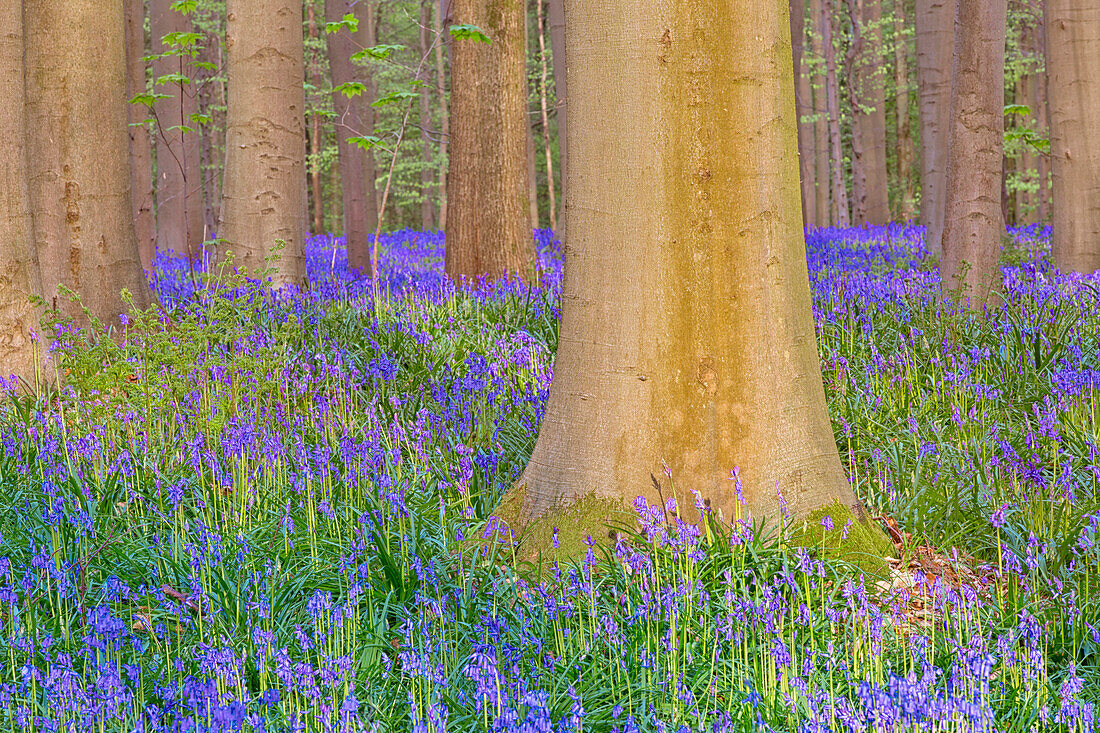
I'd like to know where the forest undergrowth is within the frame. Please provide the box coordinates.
[0,225,1097,732]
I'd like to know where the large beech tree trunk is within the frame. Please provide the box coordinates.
[152,0,204,259]
[547,0,567,235]
[0,1,47,388]
[823,0,850,226]
[1046,0,1100,273]
[894,0,917,222]
[856,0,890,225]
[915,0,955,255]
[940,0,1005,306]
[125,0,156,270]
[513,0,872,548]
[444,0,535,282]
[24,0,153,324]
[219,0,307,285]
[810,0,831,225]
[792,0,816,227]
[326,0,378,275]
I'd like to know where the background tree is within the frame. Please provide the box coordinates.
[894,0,917,221]
[125,0,156,269]
[851,0,890,225]
[444,0,536,282]
[792,0,817,226]
[151,0,205,259]
[940,0,1006,306]
[823,0,851,226]
[511,0,884,556]
[24,0,154,324]
[0,1,46,388]
[810,0,831,226]
[326,0,379,275]
[547,0,566,235]
[218,0,307,285]
[1046,0,1100,273]
[915,0,955,255]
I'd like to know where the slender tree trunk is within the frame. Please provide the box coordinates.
[1046,0,1100,272]
[894,0,916,222]
[125,0,156,270]
[151,0,203,259]
[823,0,851,226]
[435,0,450,231]
[24,0,154,324]
[444,0,535,282]
[1015,70,1037,219]
[858,0,890,224]
[326,0,378,275]
[511,0,881,558]
[0,1,47,388]
[844,0,868,225]
[792,0,816,227]
[941,0,1006,307]
[915,0,955,255]
[1036,6,1052,223]
[419,0,438,231]
[547,0,567,236]
[810,0,831,225]
[527,120,540,229]
[535,0,557,230]
[197,25,224,237]
[307,3,326,235]
[219,0,306,285]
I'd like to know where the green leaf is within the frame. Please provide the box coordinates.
[128,92,171,107]
[449,24,491,44]
[1004,103,1032,117]
[162,31,203,48]
[192,61,217,71]
[156,73,192,86]
[189,113,211,126]
[351,44,404,62]
[170,0,198,12]
[325,13,358,34]
[334,81,368,98]
[348,136,384,151]
[372,90,418,107]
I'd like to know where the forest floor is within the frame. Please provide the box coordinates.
[0,225,1097,732]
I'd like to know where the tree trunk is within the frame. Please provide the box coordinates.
[823,0,851,226]
[444,0,536,282]
[420,0,438,231]
[1036,5,1052,223]
[915,0,955,255]
[940,0,1005,307]
[307,3,326,235]
[894,0,917,222]
[124,0,156,270]
[219,0,306,285]
[151,0,204,259]
[0,1,47,389]
[857,0,890,224]
[844,0,867,225]
[24,0,154,325]
[792,0,816,227]
[810,0,831,225]
[435,0,450,231]
[527,120,540,229]
[1015,70,1036,220]
[512,0,877,554]
[536,0,557,230]
[1046,0,1100,273]
[548,0,567,236]
[326,0,379,275]
[197,22,224,238]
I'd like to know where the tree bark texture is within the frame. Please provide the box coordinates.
[0,1,47,388]
[1015,69,1037,219]
[125,0,156,269]
[792,0,816,227]
[434,0,450,231]
[307,3,326,235]
[844,0,868,225]
[548,0,567,236]
[894,0,917,222]
[444,0,536,282]
[855,0,890,225]
[915,0,955,255]
[326,0,379,275]
[1036,6,1051,222]
[197,23,225,236]
[940,0,1005,307]
[1046,0,1100,273]
[151,0,204,259]
[24,0,154,325]
[536,0,557,230]
[810,0,831,225]
[515,0,865,535]
[823,0,851,226]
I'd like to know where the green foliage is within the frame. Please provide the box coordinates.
[448,24,492,44]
